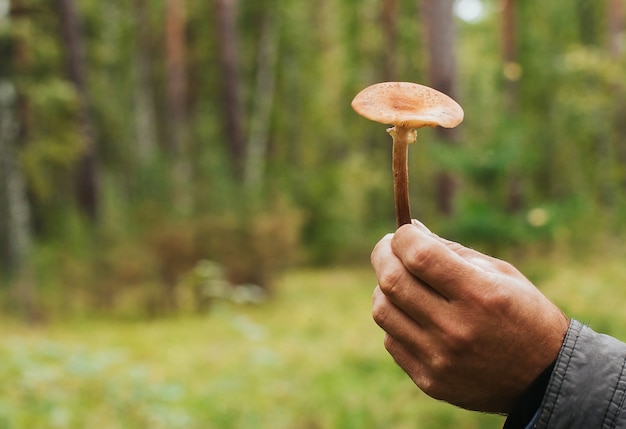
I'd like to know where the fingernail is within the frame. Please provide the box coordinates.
[411,219,432,234]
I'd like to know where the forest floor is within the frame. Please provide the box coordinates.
[1,251,626,429]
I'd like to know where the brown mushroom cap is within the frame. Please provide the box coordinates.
[351,82,464,129]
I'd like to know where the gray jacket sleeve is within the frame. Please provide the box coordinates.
[533,319,626,428]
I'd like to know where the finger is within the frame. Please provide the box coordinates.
[408,221,505,274]
[371,233,394,265]
[371,237,448,324]
[410,219,432,234]
[409,220,505,275]
[373,287,431,353]
[435,235,524,278]
[382,334,435,398]
[391,224,486,301]
[407,220,512,275]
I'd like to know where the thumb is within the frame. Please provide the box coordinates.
[410,219,433,234]
[392,224,483,300]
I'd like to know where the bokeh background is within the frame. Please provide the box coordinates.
[0,0,625,427]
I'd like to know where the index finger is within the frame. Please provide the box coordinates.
[391,224,486,300]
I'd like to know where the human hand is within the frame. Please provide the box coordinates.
[371,221,569,414]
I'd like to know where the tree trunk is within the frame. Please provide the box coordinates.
[0,83,31,279]
[381,0,398,81]
[421,0,459,216]
[165,0,188,154]
[164,0,193,215]
[607,0,626,191]
[244,6,278,191]
[501,0,523,213]
[55,0,100,221]
[213,0,246,181]
[0,1,39,322]
[608,0,624,57]
[0,81,38,317]
[132,0,158,162]
[576,0,600,46]
[501,0,518,112]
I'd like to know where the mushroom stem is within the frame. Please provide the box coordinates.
[387,125,417,227]
[351,82,464,228]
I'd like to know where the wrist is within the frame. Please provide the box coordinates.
[503,359,556,429]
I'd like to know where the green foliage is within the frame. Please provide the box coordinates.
[3,0,626,318]
[20,193,304,318]
[297,153,390,264]
[550,45,626,204]
[19,80,83,201]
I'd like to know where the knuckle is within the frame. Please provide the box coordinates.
[416,374,446,402]
[409,243,437,272]
[372,292,391,326]
[383,333,400,355]
[377,267,403,297]
[427,352,454,376]
[495,259,515,272]
[382,333,393,351]
[479,283,514,314]
[441,323,476,353]
[370,243,382,266]
[370,234,393,265]
[415,354,457,401]
[460,273,514,313]
[491,259,520,277]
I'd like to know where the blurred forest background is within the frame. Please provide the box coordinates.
[1,0,626,427]
[1,0,626,321]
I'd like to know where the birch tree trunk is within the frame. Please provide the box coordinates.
[0,81,36,319]
[1,1,38,320]
[0,83,32,281]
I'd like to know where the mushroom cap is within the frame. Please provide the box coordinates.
[351,82,464,129]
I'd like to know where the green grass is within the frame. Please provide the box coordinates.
[2,253,626,429]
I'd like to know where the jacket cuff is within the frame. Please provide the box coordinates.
[503,359,555,429]
[533,319,626,428]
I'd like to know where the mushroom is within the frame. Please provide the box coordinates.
[351,82,464,227]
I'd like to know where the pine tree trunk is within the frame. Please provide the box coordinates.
[381,0,398,81]
[501,0,518,112]
[244,6,278,191]
[165,0,188,154]
[501,0,523,213]
[55,0,100,220]
[608,0,624,57]
[422,0,459,216]
[213,0,246,181]
[164,0,193,216]
[132,0,158,162]
[607,0,626,191]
